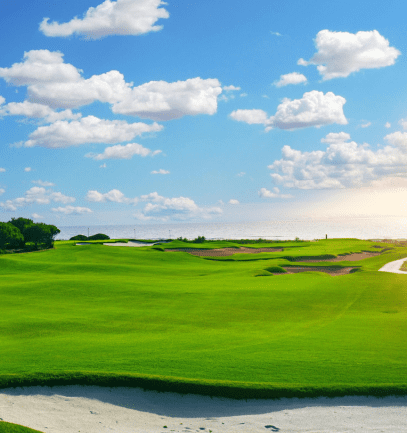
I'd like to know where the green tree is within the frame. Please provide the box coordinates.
[0,222,24,249]
[9,217,34,247]
[25,223,59,249]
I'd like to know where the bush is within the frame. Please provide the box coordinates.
[193,236,206,243]
[70,235,88,241]
[88,233,110,240]
[0,223,24,250]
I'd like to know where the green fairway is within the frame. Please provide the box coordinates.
[1,239,407,398]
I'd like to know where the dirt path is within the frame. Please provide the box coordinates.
[1,386,406,433]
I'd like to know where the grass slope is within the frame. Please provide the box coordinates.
[0,421,44,433]
[1,239,406,398]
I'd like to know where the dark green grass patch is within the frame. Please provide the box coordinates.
[1,239,407,398]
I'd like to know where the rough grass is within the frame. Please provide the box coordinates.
[1,239,406,398]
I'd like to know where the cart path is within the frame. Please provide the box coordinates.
[378,257,407,274]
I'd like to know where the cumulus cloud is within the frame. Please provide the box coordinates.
[0,188,5,195]
[223,85,241,92]
[0,50,82,86]
[0,51,223,121]
[52,206,92,215]
[399,118,407,130]
[273,72,307,87]
[258,187,293,199]
[136,192,222,221]
[151,169,170,174]
[0,187,75,211]
[0,100,80,122]
[32,213,43,219]
[361,122,371,128]
[298,30,400,80]
[24,167,32,172]
[86,189,138,204]
[112,78,222,120]
[231,91,347,131]
[100,163,107,168]
[268,131,407,190]
[321,132,351,144]
[32,180,55,187]
[40,0,169,39]
[0,168,5,173]
[385,122,391,128]
[23,115,162,148]
[228,199,239,205]
[86,143,160,160]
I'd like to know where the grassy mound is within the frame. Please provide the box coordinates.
[1,238,406,398]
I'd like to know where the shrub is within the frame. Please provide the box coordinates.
[265,266,287,273]
[193,236,206,243]
[88,233,110,240]
[69,235,88,241]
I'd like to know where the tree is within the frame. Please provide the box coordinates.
[87,233,110,240]
[25,223,59,249]
[9,217,34,247]
[0,222,24,249]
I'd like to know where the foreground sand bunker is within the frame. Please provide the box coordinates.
[166,247,283,256]
[1,386,406,433]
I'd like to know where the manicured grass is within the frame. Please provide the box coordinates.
[0,421,44,433]
[1,238,406,398]
[400,260,407,271]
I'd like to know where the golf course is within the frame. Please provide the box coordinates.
[1,238,406,399]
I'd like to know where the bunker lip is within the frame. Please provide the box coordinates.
[166,247,283,256]
[275,266,358,276]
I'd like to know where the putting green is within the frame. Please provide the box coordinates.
[1,239,406,398]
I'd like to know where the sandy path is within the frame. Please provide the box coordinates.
[378,257,407,274]
[0,386,406,433]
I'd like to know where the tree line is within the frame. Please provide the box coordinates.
[0,217,60,251]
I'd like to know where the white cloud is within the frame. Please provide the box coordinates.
[24,115,162,148]
[270,31,282,37]
[151,169,170,174]
[32,213,43,219]
[0,50,81,86]
[399,118,407,130]
[240,93,248,97]
[24,167,32,172]
[385,122,391,128]
[361,122,372,128]
[230,109,269,125]
[0,100,81,122]
[228,199,239,205]
[86,189,138,204]
[0,96,5,105]
[52,206,92,215]
[321,132,351,144]
[112,78,222,120]
[0,168,6,173]
[223,85,241,92]
[136,192,222,221]
[258,187,293,198]
[100,163,107,168]
[0,187,75,211]
[268,131,407,190]
[231,91,347,131]
[40,0,169,39]
[0,188,5,195]
[236,172,246,177]
[273,72,307,88]
[86,143,160,160]
[32,180,55,187]
[298,30,400,80]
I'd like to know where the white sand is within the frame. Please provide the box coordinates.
[103,241,157,247]
[1,386,407,432]
[378,257,407,274]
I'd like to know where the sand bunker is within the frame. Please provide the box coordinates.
[1,385,406,433]
[166,247,283,256]
[294,251,381,262]
[278,266,357,276]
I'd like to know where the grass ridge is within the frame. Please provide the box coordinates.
[1,372,406,400]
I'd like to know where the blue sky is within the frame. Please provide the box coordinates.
[1,0,407,226]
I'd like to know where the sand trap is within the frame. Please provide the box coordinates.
[103,241,158,247]
[290,251,381,262]
[378,257,407,274]
[166,247,283,256]
[277,266,357,276]
[0,386,406,433]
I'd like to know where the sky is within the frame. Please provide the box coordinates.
[1,0,407,226]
